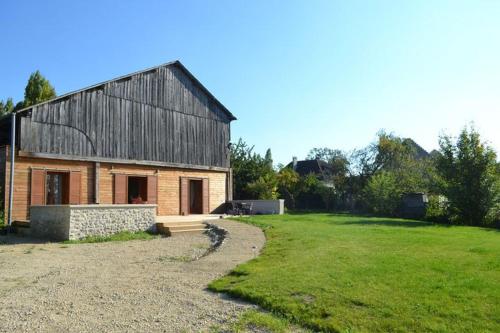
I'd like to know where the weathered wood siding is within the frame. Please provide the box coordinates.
[19,64,231,168]
[0,146,6,210]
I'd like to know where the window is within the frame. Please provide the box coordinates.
[31,169,81,206]
[46,172,69,205]
[113,174,157,205]
[128,176,148,204]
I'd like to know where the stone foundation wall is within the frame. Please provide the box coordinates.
[30,204,157,241]
[30,205,71,240]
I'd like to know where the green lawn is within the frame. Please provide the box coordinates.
[209,214,500,332]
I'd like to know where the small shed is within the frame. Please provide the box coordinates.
[401,193,428,218]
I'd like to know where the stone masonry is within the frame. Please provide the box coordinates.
[30,204,157,241]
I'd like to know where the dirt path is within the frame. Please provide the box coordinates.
[0,220,265,332]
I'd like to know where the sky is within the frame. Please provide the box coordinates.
[1,0,499,165]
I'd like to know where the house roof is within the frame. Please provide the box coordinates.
[286,158,334,180]
[14,60,236,121]
[402,138,429,159]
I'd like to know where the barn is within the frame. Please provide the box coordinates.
[0,61,235,229]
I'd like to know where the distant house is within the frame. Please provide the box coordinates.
[286,157,335,187]
[402,138,430,159]
[0,60,236,222]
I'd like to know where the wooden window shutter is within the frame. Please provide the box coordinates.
[30,169,46,205]
[147,175,157,204]
[202,178,209,214]
[69,171,82,204]
[114,174,127,204]
[180,177,189,215]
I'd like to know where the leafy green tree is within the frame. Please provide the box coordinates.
[247,173,278,200]
[294,174,330,210]
[23,70,56,107]
[1,70,56,116]
[307,147,350,209]
[363,171,402,216]
[348,130,442,214]
[0,98,14,117]
[277,167,300,209]
[264,148,273,169]
[437,126,499,225]
[230,139,276,200]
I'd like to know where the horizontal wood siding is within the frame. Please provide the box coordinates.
[4,157,95,221]
[5,157,227,221]
[98,163,226,216]
[19,64,231,168]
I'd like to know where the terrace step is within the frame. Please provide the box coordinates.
[12,220,30,228]
[10,220,32,237]
[156,222,207,237]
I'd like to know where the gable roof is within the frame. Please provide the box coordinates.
[402,138,430,159]
[286,158,334,180]
[15,60,236,121]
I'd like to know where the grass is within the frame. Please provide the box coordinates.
[209,310,306,333]
[209,214,500,332]
[63,230,159,244]
[231,310,298,333]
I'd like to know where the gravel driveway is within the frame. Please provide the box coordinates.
[0,219,265,332]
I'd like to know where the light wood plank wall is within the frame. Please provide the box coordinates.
[4,156,227,221]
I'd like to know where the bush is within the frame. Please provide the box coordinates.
[363,171,401,216]
[425,195,448,223]
[294,174,331,210]
[246,173,278,200]
[437,127,499,226]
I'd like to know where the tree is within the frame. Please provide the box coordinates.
[363,171,401,216]
[246,173,278,200]
[348,130,441,214]
[23,70,56,107]
[264,148,273,169]
[294,174,329,210]
[0,98,14,117]
[307,147,350,208]
[277,167,300,209]
[1,70,56,116]
[230,139,276,200]
[437,126,499,225]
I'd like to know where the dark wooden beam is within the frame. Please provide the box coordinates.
[18,150,231,172]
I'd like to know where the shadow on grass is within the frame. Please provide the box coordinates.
[336,219,436,228]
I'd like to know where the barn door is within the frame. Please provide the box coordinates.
[31,169,46,205]
[180,177,189,215]
[114,174,127,204]
[147,175,157,204]
[202,178,209,214]
[69,171,81,204]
